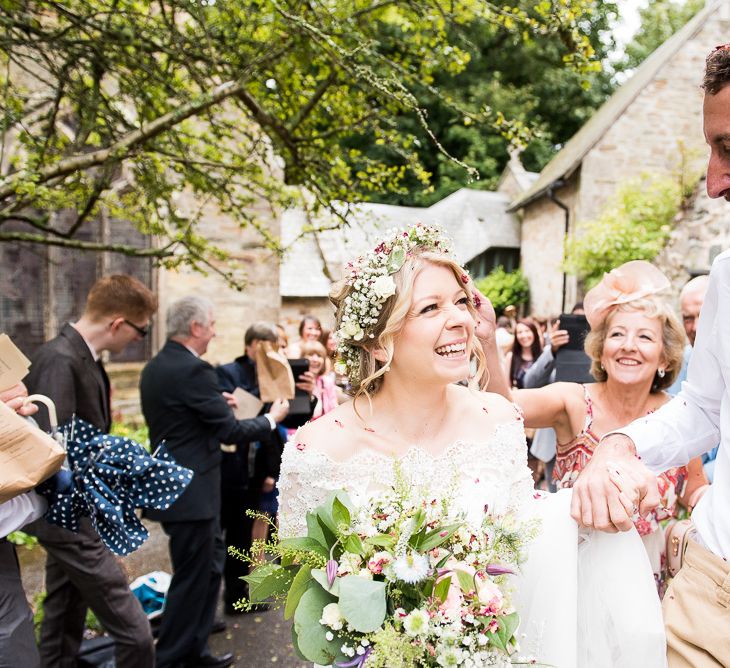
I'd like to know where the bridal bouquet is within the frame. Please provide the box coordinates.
[242,468,540,667]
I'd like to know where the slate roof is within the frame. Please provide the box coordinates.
[508,0,720,211]
[280,188,521,298]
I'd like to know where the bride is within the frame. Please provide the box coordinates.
[278,224,666,667]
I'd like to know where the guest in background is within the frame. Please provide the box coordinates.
[494,315,514,358]
[513,262,704,593]
[141,299,287,668]
[286,315,322,358]
[25,275,157,668]
[319,329,337,373]
[217,323,315,612]
[504,317,542,389]
[300,340,340,419]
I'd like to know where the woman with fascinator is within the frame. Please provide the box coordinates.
[513,261,707,594]
[277,226,665,667]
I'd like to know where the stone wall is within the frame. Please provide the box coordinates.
[655,178,730,296]
[577,25,722,223]
[156,188,282,367]
[519,176,580,317]
[519,12,729,315]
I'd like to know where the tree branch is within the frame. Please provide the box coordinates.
[0,231,176,257]
[0,78,248,201]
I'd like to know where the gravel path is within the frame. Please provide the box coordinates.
[17,522,309,667]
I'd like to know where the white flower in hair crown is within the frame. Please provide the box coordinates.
[335,224,455,383]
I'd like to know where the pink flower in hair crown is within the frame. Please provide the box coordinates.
[583,260,671,329]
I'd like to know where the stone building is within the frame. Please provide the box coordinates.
[510,0,730,316]
[278,185,526,337]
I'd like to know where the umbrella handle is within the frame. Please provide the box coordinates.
[23,394,66,449]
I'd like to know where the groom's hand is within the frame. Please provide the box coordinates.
[570,434,661,532]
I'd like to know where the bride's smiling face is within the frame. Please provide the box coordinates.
[389,263,474,385]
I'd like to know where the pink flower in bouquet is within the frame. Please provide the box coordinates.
[438,561,475,616]
[367,551,393,575]
[476,577,504,614]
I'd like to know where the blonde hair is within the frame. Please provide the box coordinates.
[330,250,486,404]
[584,297,685,392]
[300,340,328,377]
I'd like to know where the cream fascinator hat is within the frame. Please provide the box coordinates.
[583,260,671,330]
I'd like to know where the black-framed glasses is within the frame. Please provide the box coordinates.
[123,319,150,337]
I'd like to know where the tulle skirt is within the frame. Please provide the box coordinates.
[515,489,667,667]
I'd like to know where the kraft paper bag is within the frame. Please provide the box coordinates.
[0,399,65,503]
[231,387,264,420]
[255,342,294,402]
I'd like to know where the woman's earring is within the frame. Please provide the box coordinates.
[657,368,666,378]
[599,363,605,371]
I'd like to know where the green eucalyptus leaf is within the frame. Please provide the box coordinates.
[332,496,351,528]
[306,512,328,547]
[433,574,452,604]
[311,567,340,596]
[386,246,406,273]
[417,522,463,552]
[497,611,520,646]
[293,584,340,664]
[291,625,307,661]
[364,534,396,549]
[343,533,365,555]
[243,563,294,603]
[338,576,387,632]
[285,564,313,620]
[455,569,476,594]
[316,515,338,550]
[278,536,329,558]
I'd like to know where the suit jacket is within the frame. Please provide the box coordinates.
[25,323,111,432]
[140,341,272,522]
[217,355,281,487]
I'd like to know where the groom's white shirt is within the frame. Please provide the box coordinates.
[619,249,730,560]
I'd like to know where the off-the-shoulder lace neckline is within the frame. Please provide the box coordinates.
[288,418,523,466]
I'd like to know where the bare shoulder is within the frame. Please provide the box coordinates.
[449,384,520,426]
[291,401,364,459]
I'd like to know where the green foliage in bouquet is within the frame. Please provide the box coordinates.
[237,467,540,667]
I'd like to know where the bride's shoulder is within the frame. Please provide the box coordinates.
[448,384,520,424]
[287,401,364,461]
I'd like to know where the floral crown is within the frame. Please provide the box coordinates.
[335,223,455,383]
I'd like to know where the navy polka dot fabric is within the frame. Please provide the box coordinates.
[43,418,193,555]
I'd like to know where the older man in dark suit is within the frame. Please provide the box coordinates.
[25,275,158,668]
[140,297,288,668]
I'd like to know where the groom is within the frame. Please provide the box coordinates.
[571,44,730,667]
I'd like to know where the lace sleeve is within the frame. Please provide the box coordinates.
[277,443,333,538]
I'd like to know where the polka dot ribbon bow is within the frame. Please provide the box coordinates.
[40,418,193,556]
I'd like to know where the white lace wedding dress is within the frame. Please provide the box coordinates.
[278,418,667,668]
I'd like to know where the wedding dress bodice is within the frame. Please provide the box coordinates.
[278,419,535,539]
[277,414,668,667]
